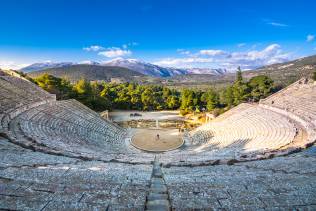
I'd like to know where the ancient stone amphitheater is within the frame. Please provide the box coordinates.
[0,71,315,210]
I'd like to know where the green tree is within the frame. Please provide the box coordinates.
[236,66,243,82]
[141,87,155,110]
[115,85,131,109]
[72,78,94,108]
[201,89,219,111]
[130,90,143,109]
[73,78,92,96]
[180,89,195,112]
[222,86,234,107]
[248,75,274,101]
[166,95,180,109]
[232,68,250,105]
[162,87,171,100]
[232,82,250,105]
[34,74,73,100]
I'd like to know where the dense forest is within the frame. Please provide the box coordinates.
[29,68,279,116]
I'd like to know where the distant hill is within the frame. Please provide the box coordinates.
[103,58,186,77]
[185,67,227,75]
[250,54,316,84]
[21,62,74,73]
[220,54,316,86]
[26,55,316,88]
[165,55,316,89]
[22,59,228,78]
[27,64,144,82]
[103,58,228,77]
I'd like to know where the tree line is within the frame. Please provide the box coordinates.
[32,68,277,115]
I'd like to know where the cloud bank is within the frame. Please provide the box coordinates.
[83,45,105,51]
[268,22,288,27]
[307,34,315,42]
[0,60,30,70]
[154,44,292,71]
[98,47,132,58]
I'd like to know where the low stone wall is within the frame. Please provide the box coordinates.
[116,119,200,130]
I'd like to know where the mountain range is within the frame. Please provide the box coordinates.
[21,62,74,73]
[167,54,316,88]
[21,58,227,77]
[27,65,144,83]
[23,55,316,87]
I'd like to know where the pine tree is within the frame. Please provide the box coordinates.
[236,66,243,82]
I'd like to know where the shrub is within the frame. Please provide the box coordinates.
[212,108,221,117]
[313,70,316,81]
[180,109,189,116]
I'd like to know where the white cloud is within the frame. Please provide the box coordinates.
[306,34,315,42]
[177,49,191,55]
[154,57,214,67]
[154,44,292,71]
[83,45,105,51]
[0,60,30,70]
[199,49,227,56]
[79,60,100,65]
[237,43,246,48]
[123,42,138,49]
[98,47,132,58]
[268,22,288,27]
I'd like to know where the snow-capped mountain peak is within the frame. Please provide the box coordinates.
[21,61,74,73]
[78,60,101,65]
[20,58,227,77]
[102,58,227,77]
[102,58,183,77]
[186,67,227,75]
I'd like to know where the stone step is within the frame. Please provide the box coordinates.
[146,199,170,210]
[146,159,171,211]
[152,172,163,178]
[151,179,165,185]
[150,186,168,194]
[148,193,169,201]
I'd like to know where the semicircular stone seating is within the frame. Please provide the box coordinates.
[0,76,56,133]
[159,104,297,163]
[1,74,316,166]
[159,78,316,164]
[260,78,316,126]
[12,99,127,156]
[1,73,316,210]
[0,74,154,163]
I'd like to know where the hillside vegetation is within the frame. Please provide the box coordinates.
[31,70,277,114]
[233,54,316,85]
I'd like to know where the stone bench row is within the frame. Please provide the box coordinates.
[0,158,153,210]
[156,106,297,164]
[260,78,316,124]
[17,100,123,132]
[190,106,295,152]
[1,76,52,98]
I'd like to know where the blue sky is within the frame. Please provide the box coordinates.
[0,0,315,70]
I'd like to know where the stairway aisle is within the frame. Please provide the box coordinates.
[145,157,171,210]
